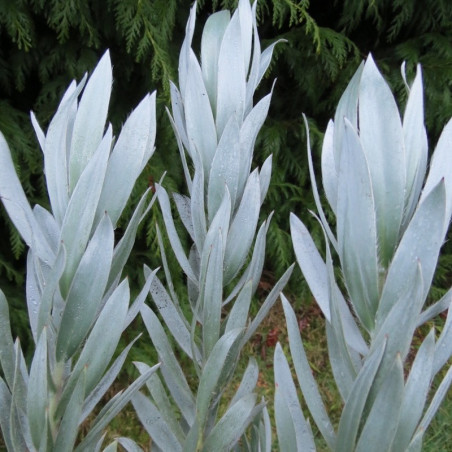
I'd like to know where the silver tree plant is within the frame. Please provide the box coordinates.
[0,51,160,451]
[275,56,452,450]
[130,1,292,450]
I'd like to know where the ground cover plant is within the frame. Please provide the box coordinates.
[0,0,451,451]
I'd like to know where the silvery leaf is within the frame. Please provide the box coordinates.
[0,291,15,388]
[335,338,386,451]
[333,61,363,169]
[174,192,195,241]
[376,180,445,327]
[321,120,337,212]
[337,119,379,331]
[80,336,141,425]
[75,364,159,452]
[238,91,272,201]
[27,327,47,449]
[157,184,197,284]
[108,187,154,289]
[201,10,230,112]
[401,65,428,230]
[433,303,452,374]
[202,229,224,358]
[417,364,452,436]
[42,78,86,224]
[140,304,195,425]
[281,295,336,449]
[60,126,111,295]
[178,2,196,100]
[135,362,185,442]
[289,213,367,355]
[96,92,156,226]
[196,328,244,428]
[70,278,130,394]
[355,355,404,452]
[208,116,241,221]
[224,170,260,283]
[132,391,182,452]
[421,118,452,236]
[225,280,253,333]
[216,9,246,136]
[184,50,217,175]
[259,155,272,204]
[202,393,259,451]
[392,330,435,451]
[274,343,315,451]
[56,214,114,361]
[149,273,200,361]
[228,357,258,407]
[0,133,53,263]
[53,368,86,452]
[359,55,405,265]
[69,51,112,191]
[242,264,294,345]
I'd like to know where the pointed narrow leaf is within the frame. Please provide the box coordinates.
[202,393,259,452]
[421,118,452,235]
[27,328,48,448]
[243,264,294,344]
[0,290,18,389]
[355,355,404,452]
[208,116,241,220]
[274,343,316,451]
[54,369,86,452]
[229,357,258,407]
[202,229,224,358]
[238,92,272,200]
[224,170,260,282]
[392,330,435,451]
[80,336,140,424]
[290,212,368,356]
[69,51,112,190]
[184,50,217,174]
[149,273,199,361]
[157,184,197,284]
[96,93,156,226]
[43,78,86,224]
[433,303,452,374]
[60,127,111,294]
[282,295,336,449]
[201,10,230,111]
[376,181,445,326]
[197,328,244,427]
[132,392,182,452]
[401,65,428,228]
[70,279,130,394]
[216,10,246,136]
[321,120,338,213]
[108,188,154,288]
[140,304,195,424]
[359,55,405,265]
[337,120,379,331]
[225,281,253,333]
[135,362,185,442]
[75,364,159,452]
[335,338,386,452]
[0,133,53,262]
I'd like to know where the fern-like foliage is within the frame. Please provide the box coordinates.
[0,0,451,330]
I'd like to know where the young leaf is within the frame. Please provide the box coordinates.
[274,343,316,451]
[69,51,112,191]
[281,294,336,449]
[132,391,182,452]
[27,327,48,449]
